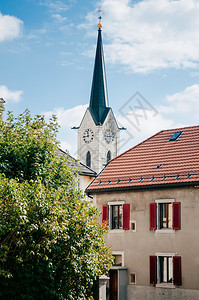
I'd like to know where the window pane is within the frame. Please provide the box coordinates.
[159,203,172,229]
[112,205,122,229]
[112,206,118,229]
[159,256,173,283]
[113,255,122,266]
[119,205,122,229]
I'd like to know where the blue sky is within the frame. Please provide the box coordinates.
[1,0,199,157]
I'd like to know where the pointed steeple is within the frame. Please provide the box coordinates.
[89,24,110,125]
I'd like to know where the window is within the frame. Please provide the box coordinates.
[168,131,183,142]
[130,220,136,232]
[159,256,172,283]
[113,255,122,266]
[86,151,91,167]
[150,254,181,287]
[102,202,130,230]
[112,251,124,267]
[130,273,136,284]
[112,205,122,229]
[149,200,181,231]
[159,203,172,229]
[107,150,111,162]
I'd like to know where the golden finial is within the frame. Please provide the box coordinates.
[97,9,102,29]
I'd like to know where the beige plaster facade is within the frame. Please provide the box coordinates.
[92,185,199,299]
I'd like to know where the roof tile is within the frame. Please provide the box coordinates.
[87,125,199,191]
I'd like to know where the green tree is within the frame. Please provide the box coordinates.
[0,110,112,299]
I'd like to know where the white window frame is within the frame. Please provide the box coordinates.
[108,201,125,232]
[130,220,136,232]
[129,272,136,285]
[155,252,176,288]
[155,199,175,233]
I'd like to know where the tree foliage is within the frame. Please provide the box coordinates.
[0,110,112,299]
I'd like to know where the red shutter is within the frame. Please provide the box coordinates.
[173,256,181,285]
[173,202,181,230]
[102,205,109,224]
[149,203,157,230]
[123,204,130,230]
[150,256,157,284]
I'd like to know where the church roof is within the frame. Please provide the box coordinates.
[86,125,199,192]
[89,28,110,125]
[57,149,97,177]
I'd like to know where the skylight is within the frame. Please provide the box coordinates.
[168,131,183,142]
[150,176,156,182]
[186,174,192,179]
[155,164,162,169]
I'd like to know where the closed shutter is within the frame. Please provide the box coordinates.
[150,256,157,284]
[149,203,157,230]
[173,202,181,230]
[173,256,181,285]
[123,204,130,230]
[102,205,108,224]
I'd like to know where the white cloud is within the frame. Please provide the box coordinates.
[43,104,87,129]
[0,12,23,42]
[42,104,88,157]
[159,84,199,123]
[117,108,179,152]
[39,0,69,13]
[52,14,67,23]
[117,84,199,152]
[83,0,199,73]
[0,85,23,103]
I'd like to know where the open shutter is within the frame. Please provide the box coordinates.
[123,204,130,230]
[173,256,181,285]
[149,203,157,230]
[150,256,157,284]
[102,205,108,224]
[173,202,181,230]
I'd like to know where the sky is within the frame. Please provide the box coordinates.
[1,0,199,157]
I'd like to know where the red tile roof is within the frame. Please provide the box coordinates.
[87,125,199,192]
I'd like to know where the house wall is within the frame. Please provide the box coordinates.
[79,174,95,203]
[93,186,199,299]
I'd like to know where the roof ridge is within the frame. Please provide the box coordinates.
[162,124,199,132]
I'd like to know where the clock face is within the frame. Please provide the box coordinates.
[104,129,115,144]
[83,129,94,143]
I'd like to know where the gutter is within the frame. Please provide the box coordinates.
[86,181,199,195]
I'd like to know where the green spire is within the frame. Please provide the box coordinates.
[89,27,110,125]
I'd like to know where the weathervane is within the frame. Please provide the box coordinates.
[97,9,102,29]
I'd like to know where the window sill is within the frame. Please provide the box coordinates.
[156,283,175,289]
[109,229,124,233]
[156,229,175,234]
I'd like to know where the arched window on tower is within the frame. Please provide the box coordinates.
[86,151,91,168]
[107,150,111,163]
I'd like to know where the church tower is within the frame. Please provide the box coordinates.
[77,22,120,173]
